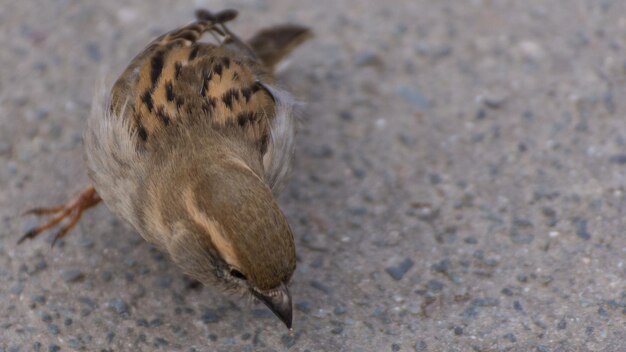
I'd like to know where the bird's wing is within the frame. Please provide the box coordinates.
[104,9,311,190]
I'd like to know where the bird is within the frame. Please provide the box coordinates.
[18,8,312,329]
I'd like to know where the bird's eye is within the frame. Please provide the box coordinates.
[230,269,247,280]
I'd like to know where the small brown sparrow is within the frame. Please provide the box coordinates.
[19,9,312,329]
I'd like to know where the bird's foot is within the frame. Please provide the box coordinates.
[19,186,102,247]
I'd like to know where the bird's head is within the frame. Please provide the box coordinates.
[156,153,296,328]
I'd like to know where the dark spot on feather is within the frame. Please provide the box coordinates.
[222,89,239,109]
[138,126,148,141]
[189,46,199,61]
[237,111,258,126]
[241,87,252,102]
[175,97,184,110]
[156,108,171,126]
[142,90,154,112]
[165,82,175,102]
[237,114,246,126]
[260,133,269,153]
[150,50,165,87]
[175,62,183,79]
[199,71,213,97]
[232,71,239,81]
[207,97,217,108]
[213,63,223,76]
[222,57,230,69]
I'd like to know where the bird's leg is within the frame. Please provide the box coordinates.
[19,186,102,247]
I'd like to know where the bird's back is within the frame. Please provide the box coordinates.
[109,19,277,157]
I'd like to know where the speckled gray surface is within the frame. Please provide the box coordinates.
[1,0,626,351]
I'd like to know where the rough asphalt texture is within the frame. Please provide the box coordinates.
[1,0,626,351]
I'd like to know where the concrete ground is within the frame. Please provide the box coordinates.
[1,0,625,351]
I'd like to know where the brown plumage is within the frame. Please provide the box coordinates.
[20,9,312,329]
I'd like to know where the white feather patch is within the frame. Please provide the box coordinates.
[261,85,301,194]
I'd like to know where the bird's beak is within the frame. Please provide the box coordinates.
[251,283,293,329]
